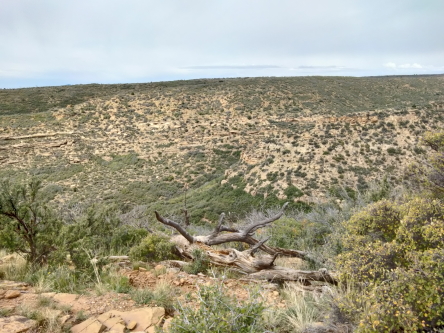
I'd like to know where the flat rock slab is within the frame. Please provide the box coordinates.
[106,307,165,331]
[0,315,37,333]
[72,307,165,333]
[71,317,105,333]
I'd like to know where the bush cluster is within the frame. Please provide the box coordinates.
[337,197,444,332]
[129,233,179,262]
[183,248,210,275]
[332,131,444,332]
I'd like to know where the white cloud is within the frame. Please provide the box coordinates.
[384,62,397,68]
[384,62,424,70]
[399,63,423,69]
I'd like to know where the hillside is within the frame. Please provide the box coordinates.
[1,75,443,223]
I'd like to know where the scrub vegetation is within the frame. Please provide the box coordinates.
[0,76,443,332]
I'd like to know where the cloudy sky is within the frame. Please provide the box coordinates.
[1,0,443,88]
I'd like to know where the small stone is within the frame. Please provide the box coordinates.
[272,291,279,297]
[4,290,21,299]
[127,320,137,330]
[138,267,147,271]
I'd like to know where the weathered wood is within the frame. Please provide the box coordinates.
[155,204,317,262]
[178,243,337,284]
[160,260,188,269]
[108,256,130,260]
[247,268,337,284]
[155,203,337,284]
[154,211,194,244]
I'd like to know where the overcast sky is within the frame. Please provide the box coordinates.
[1,0,443,88]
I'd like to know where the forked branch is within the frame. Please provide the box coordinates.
[154,211,194,244]
[154,203,336,285]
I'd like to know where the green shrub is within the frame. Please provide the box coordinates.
[336,196,444,332]
[183,248,210,275]
[130,288,154,305]
[406,131,444,197]
[129,234,179,262]
[386,147,402,155]
[333,132,444,331]
[108,226,148,254]
[169,284,265,333]
[100,271,132,293]
[397,197,444,251]
[357,250,444,332]
[0,179,62,264]
[267,217,304,249]
[343,199,401,243]
[284,185,304,200]
[55,205,123,270]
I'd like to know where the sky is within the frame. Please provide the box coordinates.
[1,0,443,88]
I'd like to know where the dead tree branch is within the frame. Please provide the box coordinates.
[154,203,336,284]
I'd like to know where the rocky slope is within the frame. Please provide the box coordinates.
[0,75,443,221]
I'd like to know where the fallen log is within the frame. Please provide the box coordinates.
[155,203,318,264]
[154,203,337,285]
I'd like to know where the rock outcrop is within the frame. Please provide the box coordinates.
[71,307,166,333]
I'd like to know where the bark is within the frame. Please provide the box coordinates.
[155,202,315,262]
[175,242,337,285]
[154,203,337,285]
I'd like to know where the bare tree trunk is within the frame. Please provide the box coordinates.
[154,203,337,285]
